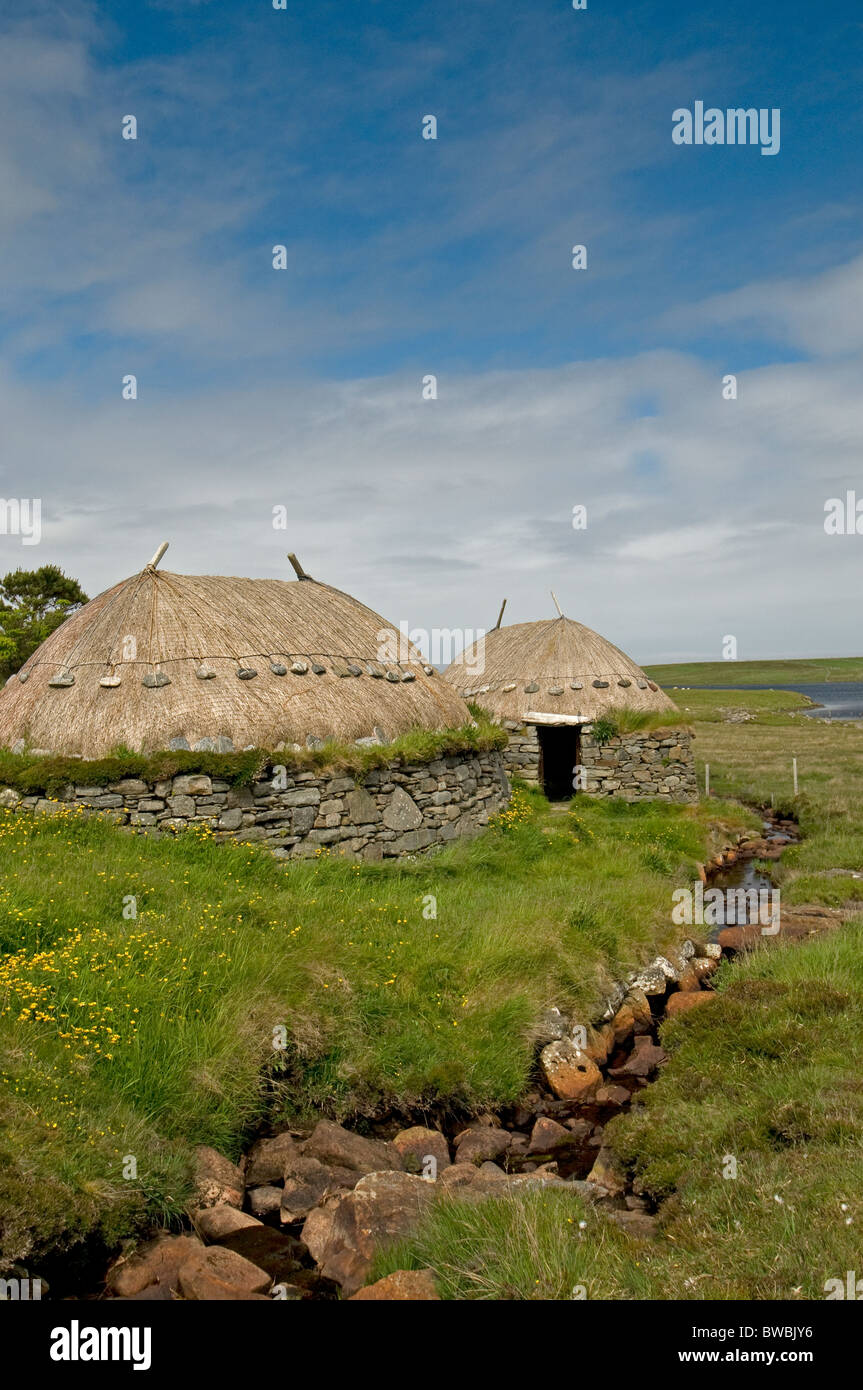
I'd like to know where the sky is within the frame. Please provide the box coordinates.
[0,0,861,663]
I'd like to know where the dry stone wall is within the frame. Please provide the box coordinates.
[0,751,511,861]
[500,721,697,802]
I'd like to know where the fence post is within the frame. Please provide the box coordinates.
[705,763,710,797]
[792,757,798,796]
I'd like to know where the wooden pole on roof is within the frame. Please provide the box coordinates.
[551,590,564,617]
[146,542,169,571]
[493,598,507,630]
[288,553,314,581]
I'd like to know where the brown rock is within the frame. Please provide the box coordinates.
[676,966,701,992]
[527,1116,582,1156]
[691,955,719,980]
[610,988,654,1046]
[301,1199,344,1265]
[190,1204,262,1242]
[392,1126,451,1175]
[244,1131,299,1186]
[304,1170,434,1296]
[248,1185,282,1219]
[586,1147,626,1197]
[107,1235,203,1298]
[216,1224,305,1281]
[280,1155,339,1222]
[178,1245,272,1300]
[595,1084,630,1108]
[563,1118,593,1140]
[540,1039,602,1102]
[665,990,715,1017]
[453,1126,511,1166]
[302,1120,402,1175]
[349,1268,439,1301]
[608,1209,657,1239]
[576,1022,613,1065]
[608,1034,667,1079]
[193,1145,244,1209]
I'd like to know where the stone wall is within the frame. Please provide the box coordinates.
[579,728,697,802]
[499,720,697,802]
[0,751,511,861]
[501,721,540,783]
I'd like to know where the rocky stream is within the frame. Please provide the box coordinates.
[32,810,848,1303]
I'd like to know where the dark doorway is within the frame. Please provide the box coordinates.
[536,724,582,801]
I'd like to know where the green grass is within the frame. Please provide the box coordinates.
[645,655,863,687]
[369,688,863,1300]
[0,715,507,798]
[0,785,733,1275]
[373,925,863,1300]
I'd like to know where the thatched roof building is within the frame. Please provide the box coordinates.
[0,548,470,759]
[443,606,677,724]
[442,601,690,802]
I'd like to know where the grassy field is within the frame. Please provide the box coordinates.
[645,655,863,687]
[373,689,863,1299]
[0,784,737,1278]
[3,685,862,1299]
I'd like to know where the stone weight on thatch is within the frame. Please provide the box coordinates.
[443,613,678,725]
[0,565,472,759]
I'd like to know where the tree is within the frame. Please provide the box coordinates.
[0,567,89,680]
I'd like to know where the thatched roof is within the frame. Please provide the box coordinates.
[443,613,678,723]
[0,555,471,758]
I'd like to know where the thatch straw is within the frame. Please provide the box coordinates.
[0,567,471,758]
[443,615,678,723]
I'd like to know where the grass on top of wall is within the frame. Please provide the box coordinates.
[0,716,508,797]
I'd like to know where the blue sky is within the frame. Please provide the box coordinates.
[1,0,862,660]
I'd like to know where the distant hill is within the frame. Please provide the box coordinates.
[644,656,863,687]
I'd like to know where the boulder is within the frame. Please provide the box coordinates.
[392,1126,451,1175]
[608,1034,667,1080]
[349,1269,439,1301]
[216,1224,306,1282]
[301,1171,434,1296]
[527,1116,582,1157]
[302,1120,401,1175]
[193,1145,244,1209]
[607,1210,658,1239]
[610,989,654,1046]
[665,990,715,1017]
[595,1084,630,1108]
[191,1204,262,1242]
[532,1007,568,1044]
[453,1126,511,1166]
[248,1185,283,1220]
[586,1147,626,1197]
[107,1235,203,1299]
[280,1156,343,1222]
[244,1131,299,1186]
[540,1039,602,1102]
[178,1245,272,1300]
[382,786,423,832]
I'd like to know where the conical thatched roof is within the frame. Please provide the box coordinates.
[443,613,678,723]
[0,556,471,759]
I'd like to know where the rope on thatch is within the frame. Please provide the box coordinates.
[0,568,472,758]
[442,615,678,723]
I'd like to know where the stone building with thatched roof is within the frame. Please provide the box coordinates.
[443,598,696,803]
[0,546,472,759]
